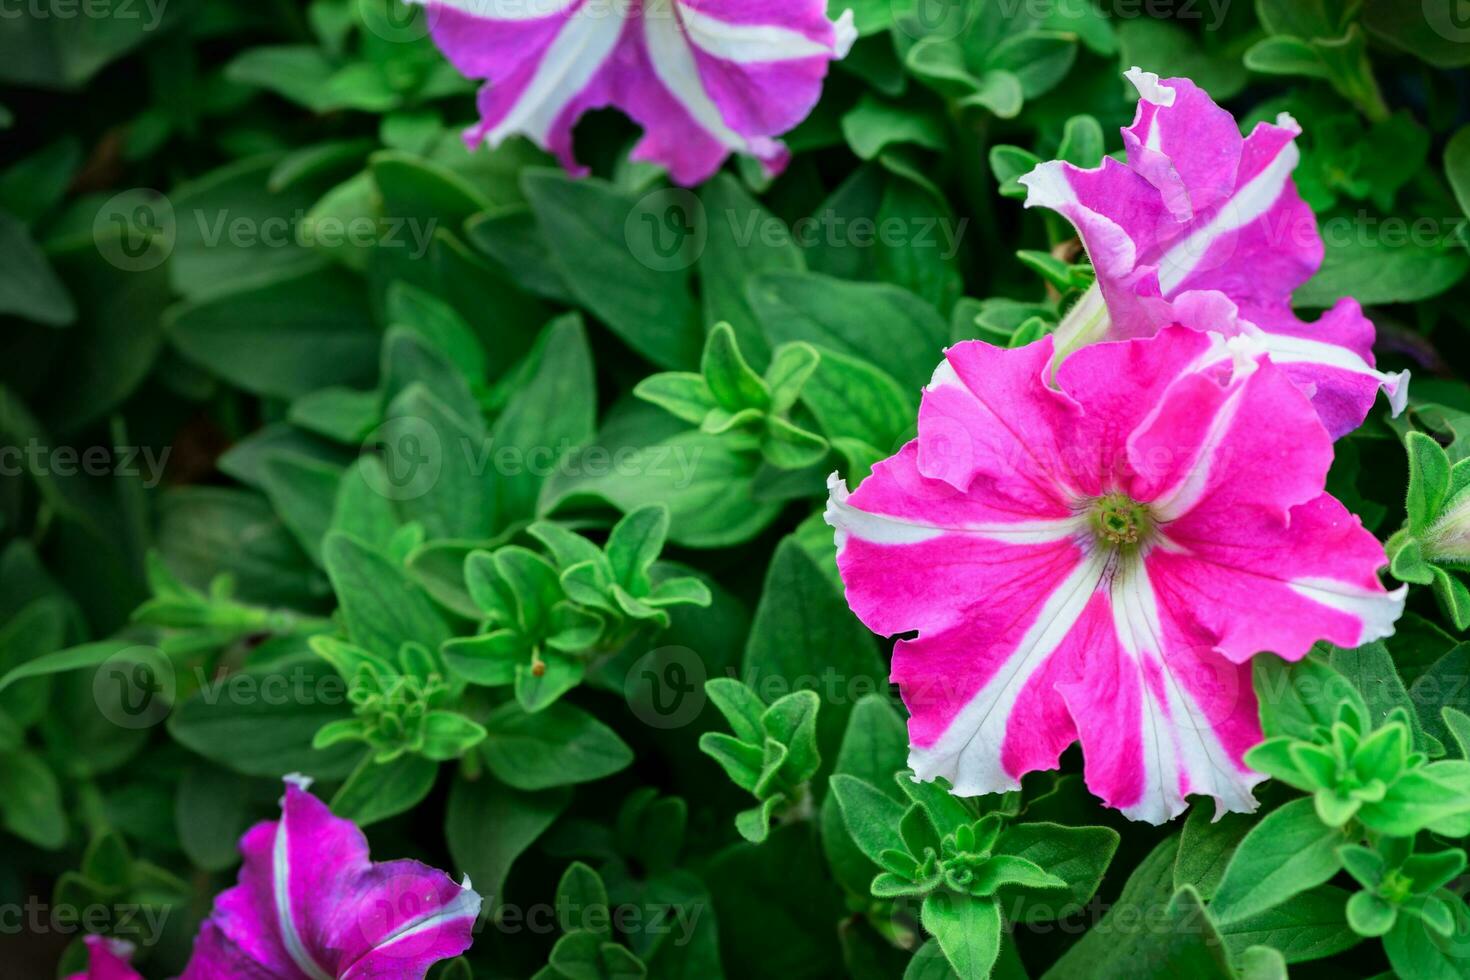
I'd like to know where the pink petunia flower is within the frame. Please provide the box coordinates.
[180,775,480,979]
[826,328,1405,823]
[411,0,857,185]
[1019,67,1408,439]
[67,936,144,980]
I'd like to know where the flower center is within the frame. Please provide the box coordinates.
[1089,494,1153,551]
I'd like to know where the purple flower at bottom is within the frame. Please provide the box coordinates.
[411,0,856,185]
[180,775,479,980]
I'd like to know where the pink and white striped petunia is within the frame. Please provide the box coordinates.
[179,775,480,979]
[412,0,857,185]
[67,936,143,980]
[826,328,1405,824]
[1019,67,1408,439]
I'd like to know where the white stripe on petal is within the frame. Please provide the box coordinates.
[1124,66,1176,107]
[272,811,334,980]
[909,551,1107,795]
[825,473,1083,548]
[482,3,625,147]
[1146,374,1250,523]
[407,0,582,18]
[677,4,835,62]
[643,0,747,152]
[344,885,483,977]
[1110,559,1262,824]
[1255,332,1411,416]
[1156,140,1299,295]
[1288,577,1407,645]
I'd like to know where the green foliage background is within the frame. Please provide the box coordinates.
[5,0,1470,977]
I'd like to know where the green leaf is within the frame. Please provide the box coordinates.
[829,774,908,870]
[1047,838,1230,980]
[995,822,1119,920]
[168,656,361,781]
[1405,431,1452,531]
[544,424,783,549]
[703,822,847,979]
[841,93,948,161]
[734,795,783,844]
[1383,895,1470,980]
[820,693,910,895]
[524,171,702,369]
[747,270,949,392]
[323,532,451,661]
[0,749,66,849]
[701,322,769,413]
[1347,890,1399,937]
[605,505,669,594]
[1329,641,1427,748]
[166,265,378,399]
[1211,798,1348,924]
[555,862,610,936]
[696,173,802,368]
[1174,802,1254,900]
[904,940,959,980]
[1363,760,1470,836]
[742,538,884,768]
[1296,227,1468,308]
[1218,884,1360,964]
[799,348,914,470]
[1443,706,1470,759]
[1254,654,1367,740]
[225,46,338,112]
[920,892,1001,980]
[331,752,438,826]
[446,773,570,918]
[168,156,322,300]
[422,712,489,761]
[175,765,251,872]
[634,373,717,425]
[704,677,768,744]
[259,454,341,566]
[1446,126,1470,221]
[490,314,597,529]
[896,772,973,838]
[0,640,137,696]
[480,701,633,791]
[0,210,73,326]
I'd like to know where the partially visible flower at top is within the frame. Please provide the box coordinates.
[179,775,480,980]
[67,936,143,980]
[1019,67,1408,439]
[827,328,1405,824]
[410,0,857,185]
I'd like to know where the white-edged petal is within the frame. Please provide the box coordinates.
[908,551,1108,796]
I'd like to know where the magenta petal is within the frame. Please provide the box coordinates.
[179,922,286,980]
[182,776,480,980]
[68,936,144,980]
[1020,67,1407,438]
[324,861,481,980]
[417,0,854,185]
[828,330,1404,824]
